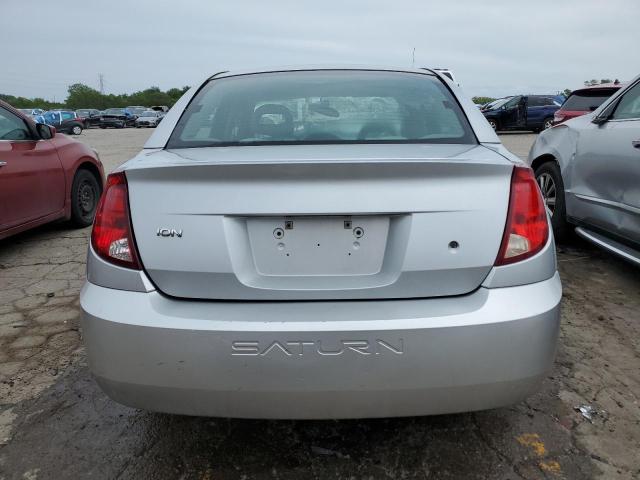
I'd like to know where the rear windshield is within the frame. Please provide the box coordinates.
[561,89,617,111]
[167,70,476,148]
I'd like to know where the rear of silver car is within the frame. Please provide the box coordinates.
[81,68,561,418]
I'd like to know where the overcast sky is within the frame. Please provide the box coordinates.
[2,0,638,101]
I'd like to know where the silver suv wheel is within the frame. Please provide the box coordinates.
[537,172,556,216]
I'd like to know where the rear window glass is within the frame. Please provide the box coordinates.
[167,71,476,148]
[561,90,617,111]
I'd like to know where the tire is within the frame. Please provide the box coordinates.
[117,122,124,129]
[71,124,83,135]
[487,118,499,131]
[542,117,554,130]
[100,125,106,129]
[70,169,101,227]
[534,161,571,242]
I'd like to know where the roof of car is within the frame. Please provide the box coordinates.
[210,65,440,80]
[574,82,626,93]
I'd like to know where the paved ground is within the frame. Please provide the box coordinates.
[1,130,639,479]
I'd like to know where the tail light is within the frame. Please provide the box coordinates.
[495,166,549,266]
[91,172,141,270]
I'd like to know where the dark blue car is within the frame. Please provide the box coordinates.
[482,95,564,132]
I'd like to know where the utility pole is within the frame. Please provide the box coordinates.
[411,48,416,68]
[99,74,104,94]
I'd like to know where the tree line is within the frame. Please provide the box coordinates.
[0,83,191,111]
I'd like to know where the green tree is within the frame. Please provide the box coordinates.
[472,96,496,105]
[2,83,192,111]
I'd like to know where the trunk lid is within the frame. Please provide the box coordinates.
[125,143,513,300]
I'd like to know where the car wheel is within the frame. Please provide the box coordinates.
[543,117,554,130]
[534,161,571,242]
[487,119,499,131]
[70,169,101,227]
[117,122,124,129]
[100,125,106,129]
[71,125,83,135]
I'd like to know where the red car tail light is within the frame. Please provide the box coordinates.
[495,166,549,266]
[91,172,141,270]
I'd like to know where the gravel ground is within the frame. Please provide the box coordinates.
[0,129,639,479]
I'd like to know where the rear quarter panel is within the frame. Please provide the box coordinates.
[51,135,104,218]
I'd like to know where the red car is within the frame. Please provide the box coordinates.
[0,101,104,240]
[553,82,625,125]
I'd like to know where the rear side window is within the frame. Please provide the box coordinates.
[168,71,476,148]
[561,89,617,111]
[529,96,557,107]
[528,97,543,107]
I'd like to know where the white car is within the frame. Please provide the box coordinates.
[135,110,162,128]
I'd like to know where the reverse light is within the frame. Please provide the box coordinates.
[495,166,549,266]
[91,172,141,270]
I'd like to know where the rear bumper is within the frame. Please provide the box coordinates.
[80,273,561,419]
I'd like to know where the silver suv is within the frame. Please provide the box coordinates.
[80,67,561,419]
[529,74,640,265]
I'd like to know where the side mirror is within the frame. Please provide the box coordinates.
[36,123,56,139]
[591,114,608,125]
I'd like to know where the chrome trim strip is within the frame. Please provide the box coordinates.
[575,227,640,266]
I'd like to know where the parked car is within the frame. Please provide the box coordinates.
[127,107,147,118]
[35,110,84,135]
[0,101,104,240]
[480,97,512,112]
[76,109,103,128]
[18,108,45,117]
[528,74,640,264]
[81,67,560,419]
[100,108,135,128]
[135,110,162,127]
[553,83,625,125]
[150,105,169,114]
[483,95,563,132]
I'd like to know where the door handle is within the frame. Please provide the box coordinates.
[0,161,7,167]
[633,141,640,149]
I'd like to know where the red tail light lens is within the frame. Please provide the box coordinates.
[91,172,141,270]
[495,166,549,266]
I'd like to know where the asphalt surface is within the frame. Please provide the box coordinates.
[1,129,639,480]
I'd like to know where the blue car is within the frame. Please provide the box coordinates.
[482,94,564,132]
[33,110,84,135]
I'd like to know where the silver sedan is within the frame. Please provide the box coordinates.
[135,110,162,128]
[529,74,640,265]
[81,67,561,419]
